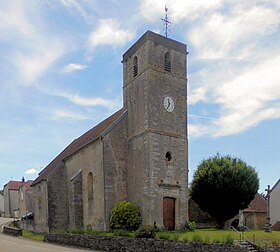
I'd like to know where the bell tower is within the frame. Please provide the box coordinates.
[122,31,188,229]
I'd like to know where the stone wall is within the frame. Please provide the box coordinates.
[103,114,128,230]
[45,234,248,252]
[18,219,34,232]
[3,225,22,236]
[33,180,49,233]
[48,162,69,232]
[65,140,104,231]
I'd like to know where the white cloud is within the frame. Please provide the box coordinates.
[0,2,68,85]
[213,56,280,136]
[63,63,88,73]
[52,110,89,120]
[25,168,38,175]
[140,0,222,22]
[189,4,280,59]
[62,93,120,109]
[88,19,135,49]
[188,124,211,137]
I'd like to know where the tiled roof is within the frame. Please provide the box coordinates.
[272,221,280,231]
[19,180,33,189]
[5,180,33,190]
[244,193,267,213]
[32,108,126,186]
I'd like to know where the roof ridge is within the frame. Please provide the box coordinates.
[32,108,126,186]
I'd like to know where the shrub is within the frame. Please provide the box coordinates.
[109,201,141,231]
[135,225,156,239]
[185,221,196,231]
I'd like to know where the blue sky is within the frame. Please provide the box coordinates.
[0,0,279,193]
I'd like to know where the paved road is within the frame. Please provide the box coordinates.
[0,218,99,252]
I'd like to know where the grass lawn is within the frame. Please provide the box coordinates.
[155,229,280,248]
[54,228,280,248]
[22,230,44,241]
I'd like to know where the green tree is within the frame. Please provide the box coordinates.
[190,154,259,229]
[109,201,141,231]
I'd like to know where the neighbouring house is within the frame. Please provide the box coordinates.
[19,180,34,218]
[270,179,280,227]
[0,190,4,216]
[32,30,189,233]
[3,178,33,218]
[226,193,267,230]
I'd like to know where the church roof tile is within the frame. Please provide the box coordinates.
[32,108,126,186]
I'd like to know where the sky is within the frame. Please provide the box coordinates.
[0,0,279,193]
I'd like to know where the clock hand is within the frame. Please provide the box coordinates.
[167,99,170,108]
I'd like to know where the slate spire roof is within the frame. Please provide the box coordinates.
[32,108,127,186]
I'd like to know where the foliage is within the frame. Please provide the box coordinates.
[135,225,156,239]
[192,233,203,242]
[156,231,171,240]
[190,153,259,229]
[113,229,133,237]
[225,233,234,244]
[109,201,141,231]
[185,221,196,232]
[22,230,44,241]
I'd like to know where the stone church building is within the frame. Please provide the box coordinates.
[32,31,188,233]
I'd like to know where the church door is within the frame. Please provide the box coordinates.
[163,197,175,230]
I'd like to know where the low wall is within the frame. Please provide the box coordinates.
[3,225,22,236]
[18,219,34,232]
[45,234,247,252]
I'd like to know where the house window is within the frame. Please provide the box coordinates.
[164,52,171,72]
[133,56,138,77]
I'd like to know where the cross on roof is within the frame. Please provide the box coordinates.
[161,6,172,38]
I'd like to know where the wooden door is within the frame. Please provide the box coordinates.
[163,197,175,230]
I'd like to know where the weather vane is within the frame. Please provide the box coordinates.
[161,5,172,38]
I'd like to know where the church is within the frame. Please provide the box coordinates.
[31,30,189,233]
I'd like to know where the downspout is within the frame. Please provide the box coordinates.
[101,136,107,231]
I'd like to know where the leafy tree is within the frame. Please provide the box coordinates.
[190,154,259,229]
[109,201,141,231]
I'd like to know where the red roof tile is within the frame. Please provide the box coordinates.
[5,180,34,190]
[272,221,280,231]
[32,108,126,186]
[244,193,267,213]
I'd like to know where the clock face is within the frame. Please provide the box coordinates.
[164,96,174,112]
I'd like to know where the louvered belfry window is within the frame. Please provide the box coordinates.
[164,52,171,72]
[133,56,138,77]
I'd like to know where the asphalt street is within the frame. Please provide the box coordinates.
[0,218,99,252]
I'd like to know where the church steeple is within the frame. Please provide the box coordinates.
[122,30,188,230]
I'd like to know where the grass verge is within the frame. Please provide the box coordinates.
[22,230,44,241]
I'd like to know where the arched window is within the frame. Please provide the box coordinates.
[133,56,138,77]
[164,52,171,72]
[87,172,94,215]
